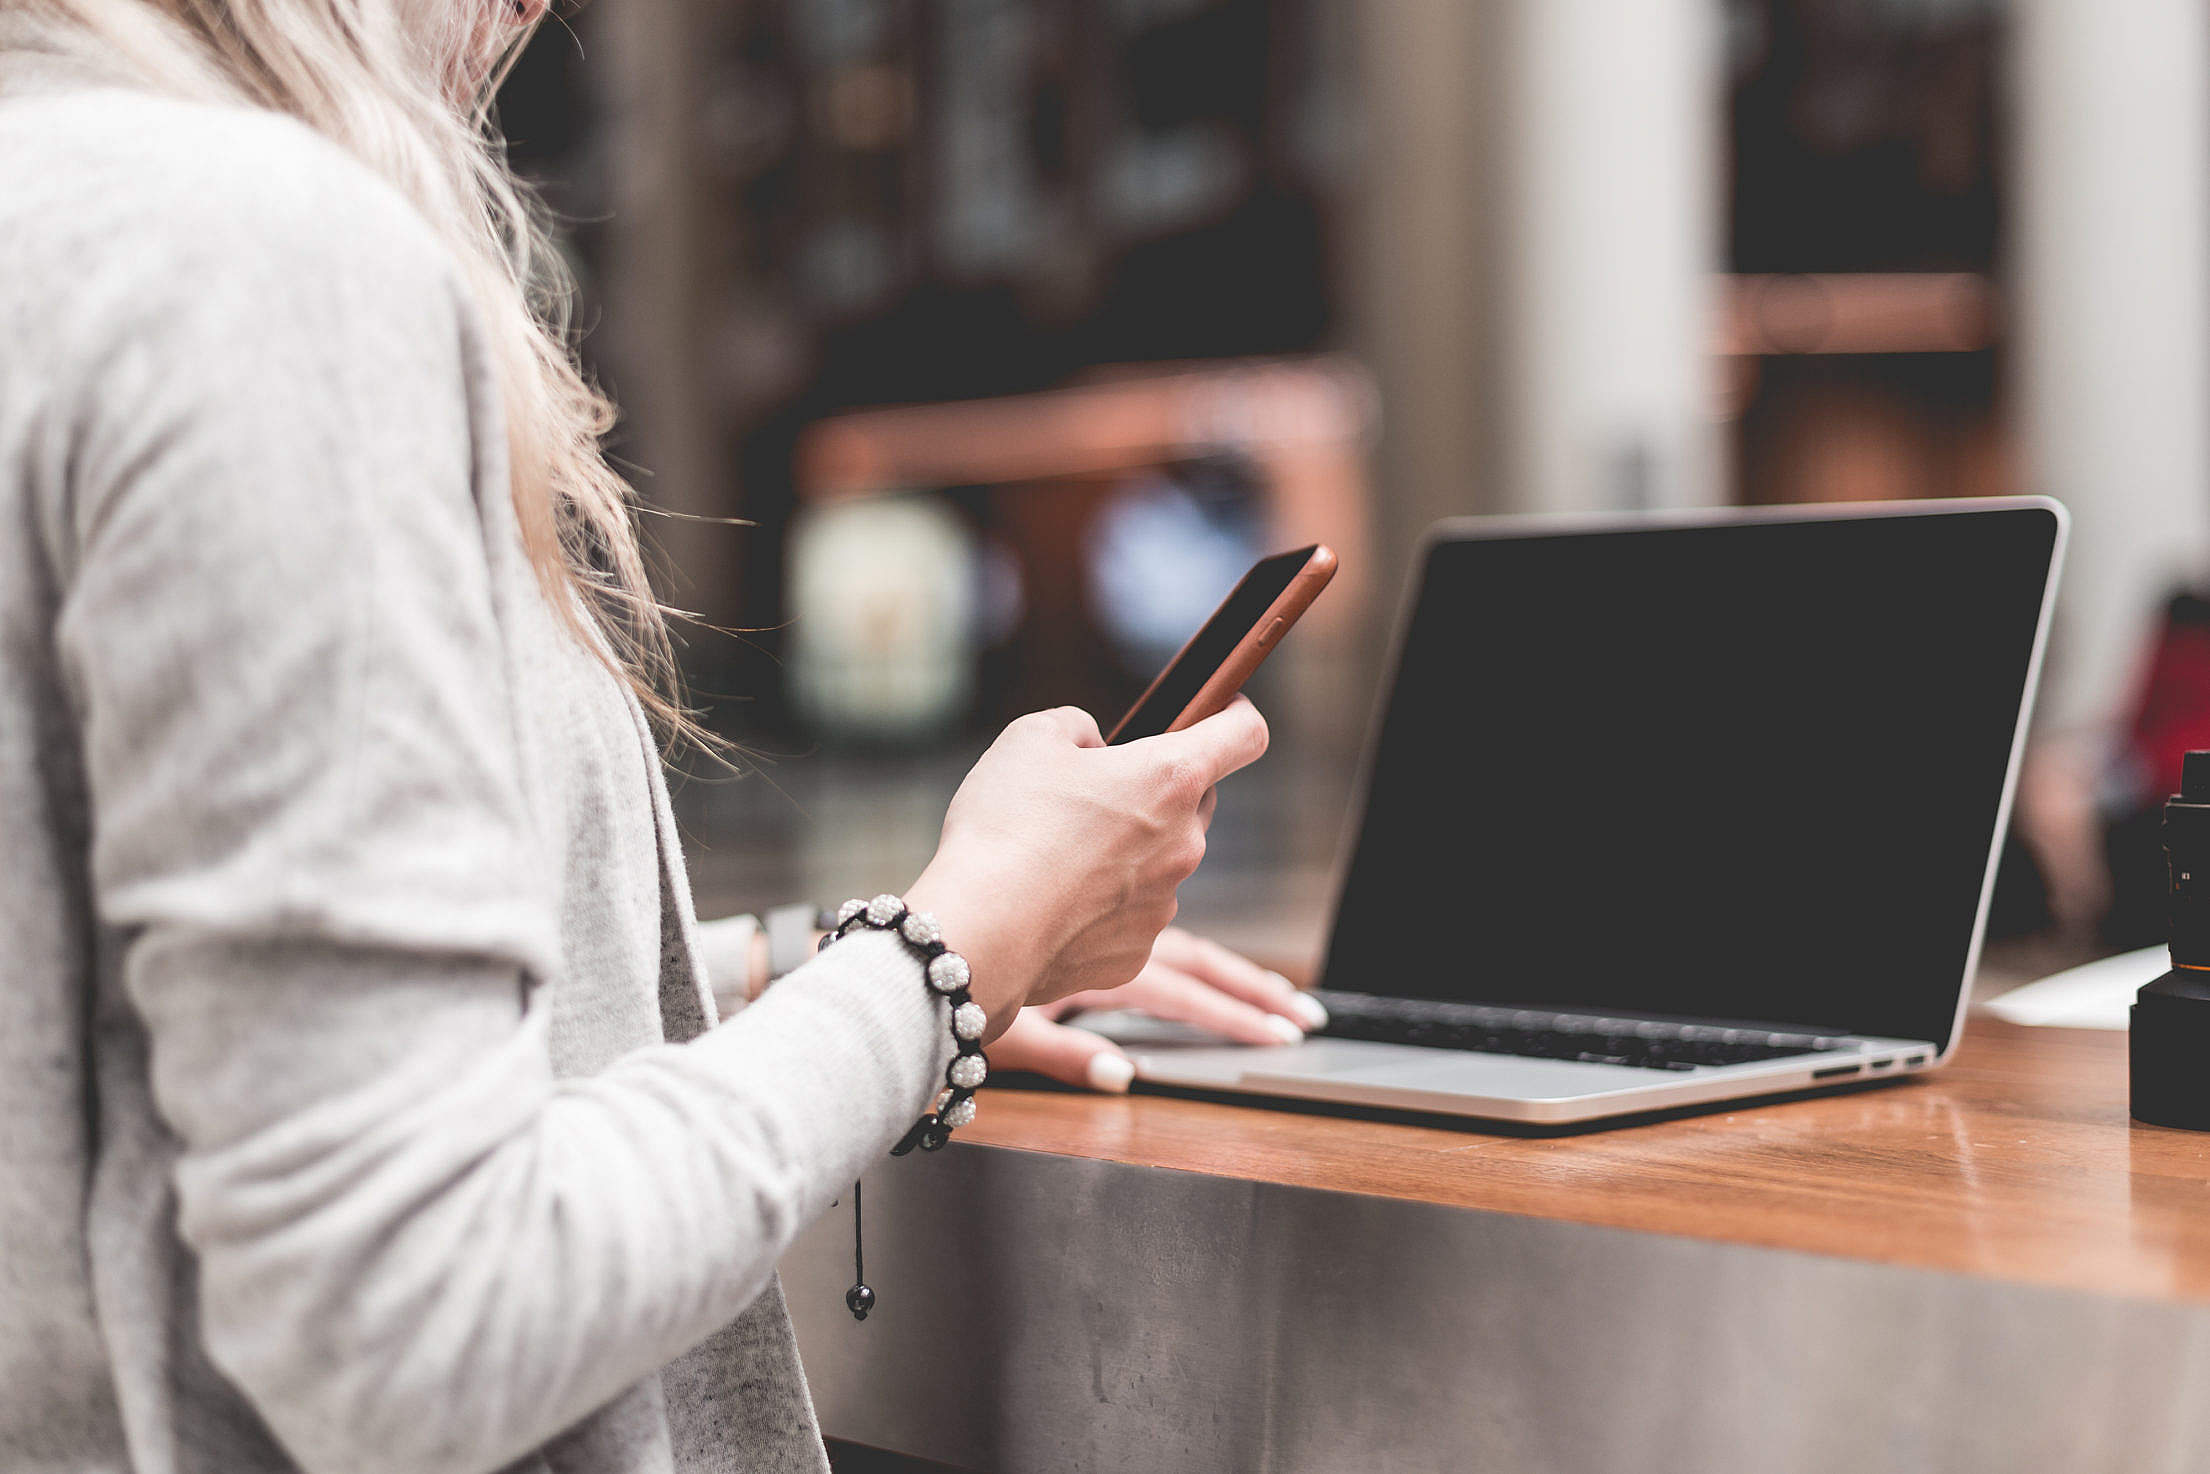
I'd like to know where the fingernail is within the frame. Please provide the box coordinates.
[1287,992,1329,1030]
[1263,1014,1305,1045]
[1086,1053,1136,1094]
[1267,970,1297,992]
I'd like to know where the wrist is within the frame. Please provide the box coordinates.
[905,863,1043,1037]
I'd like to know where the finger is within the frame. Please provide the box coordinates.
[1119,965,1306,1046]
[1042,988,1123,1017]
[1149,695,1269,788]
[1039,705,1105,748]
[991,1011,1137,1093]
[1153,931,1327,1031]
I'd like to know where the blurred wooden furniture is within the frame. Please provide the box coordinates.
[789,358,1376,742]
[1717,273,1999,360]
[792,356,1375,627]
[786,1017,2210,1473]
[1715,272,2013,507]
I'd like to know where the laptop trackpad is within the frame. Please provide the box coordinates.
[1242,1046,1640,1099]
[1084,1013,1645,1099]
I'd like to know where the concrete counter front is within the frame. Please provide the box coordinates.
[781,1019,2210,1473]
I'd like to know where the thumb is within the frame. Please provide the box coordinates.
[1149,695,1270,788]
[994,1011,1138,1093]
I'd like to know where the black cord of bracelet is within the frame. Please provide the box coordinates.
[843,1178,873,1321]
[820,898,985,1322]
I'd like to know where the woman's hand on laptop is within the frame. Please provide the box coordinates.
[986,927,1329,1093]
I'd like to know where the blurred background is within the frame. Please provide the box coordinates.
[497,0,2210,982]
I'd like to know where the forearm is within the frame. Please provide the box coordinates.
[173,930,948,1474]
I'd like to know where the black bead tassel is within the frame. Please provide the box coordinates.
[844,1177,873,1321]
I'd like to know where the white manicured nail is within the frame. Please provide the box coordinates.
[1087,1053,1136,1094]
[1287,992,1329,1030]
[1263,1014,1305,1045]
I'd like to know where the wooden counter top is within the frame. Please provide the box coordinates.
[961,1016,2210,1305]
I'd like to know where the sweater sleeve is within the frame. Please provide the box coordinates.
[52,106,952,1474]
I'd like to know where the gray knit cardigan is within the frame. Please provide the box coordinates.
[0,56,954,1474]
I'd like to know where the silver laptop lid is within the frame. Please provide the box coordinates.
[1316,499,2066,1055]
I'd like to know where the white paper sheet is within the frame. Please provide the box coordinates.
[1980,945,2167,1030]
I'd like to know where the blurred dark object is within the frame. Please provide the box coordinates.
[1727,0,2001,273]
[2105,594,2210,949]
[711,0,1342,386]
[1723,0,2007,512]
[2129,751,2210,1132]
[594,0,1350,730]
[2161,752,2210,966]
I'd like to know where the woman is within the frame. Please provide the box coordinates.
[0,1,1321,1470]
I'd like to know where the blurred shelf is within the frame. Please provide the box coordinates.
[1719,272,1999,357]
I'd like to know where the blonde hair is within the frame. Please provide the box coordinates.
[7,0,690,735]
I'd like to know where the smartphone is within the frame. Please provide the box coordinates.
[1105,543,1338,744]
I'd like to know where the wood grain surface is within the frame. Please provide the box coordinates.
[962,1015,2210,1304]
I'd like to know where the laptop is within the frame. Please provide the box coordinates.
[1092,498,2066,1125]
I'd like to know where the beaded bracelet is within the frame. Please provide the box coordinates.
[820,892,988,1320]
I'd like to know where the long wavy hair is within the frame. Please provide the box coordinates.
[5,0,690,734]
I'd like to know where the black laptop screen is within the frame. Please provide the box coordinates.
[1317,505,2060,1051]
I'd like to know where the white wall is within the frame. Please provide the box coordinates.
[1498,0,1725,515]
[2013,0,2210,734]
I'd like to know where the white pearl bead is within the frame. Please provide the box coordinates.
[865,893,904,927]
[900,911,942,946]
[941,1097,977,1128]
[927,953,970,994]
[949,1054,987,1089]
[953,1002,987,1040]
[836,898,866,925]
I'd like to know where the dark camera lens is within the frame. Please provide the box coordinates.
[2165,752,2210,967]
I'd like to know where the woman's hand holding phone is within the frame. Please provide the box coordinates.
[904,699,1269,1040]
[891,545,1331,1053]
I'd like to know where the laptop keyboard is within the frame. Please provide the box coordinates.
[1309,992,1848,1072]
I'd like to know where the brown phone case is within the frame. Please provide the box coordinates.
[1105,544,1339,743]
